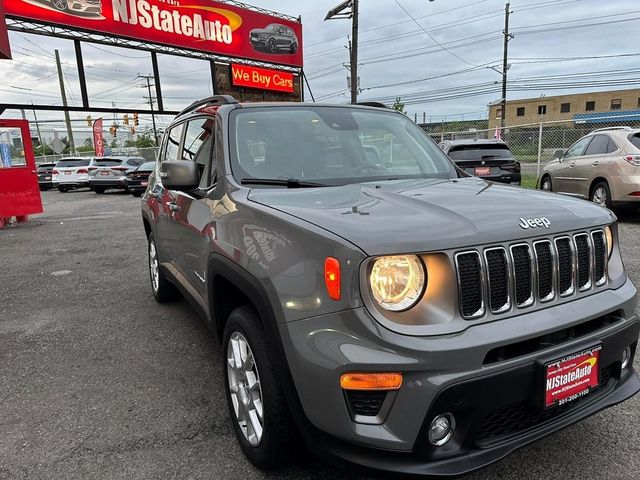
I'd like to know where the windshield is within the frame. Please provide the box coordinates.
[139,162,156,170]
[56,158,91,168]
[447,145,514,161]
[230,107,456,186]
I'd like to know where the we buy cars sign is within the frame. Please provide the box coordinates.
[5,0,303,67]
[231,64,293,93]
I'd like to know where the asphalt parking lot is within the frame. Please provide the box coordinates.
[1,190,640,480]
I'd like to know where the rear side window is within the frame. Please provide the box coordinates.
[447,144,513,161]
[56,158,91,167]
[126,158,144,166]
[630,134,640,150]
[584,135,613,156]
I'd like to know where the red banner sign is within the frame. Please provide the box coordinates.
[231,64,294,93]
[0,1,11,59]
[93,118,104,157]
[5,0,303,67]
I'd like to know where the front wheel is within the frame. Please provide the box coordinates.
[132,191,142,198]
[223,306,297,470]
[590,181,612,208]
[540,175,552,192]
[289,42,298,54]
[58,186,68,193]
[51,0,68,11]
[268,38,278,53]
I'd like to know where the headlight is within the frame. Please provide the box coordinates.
[369,255,426,311]
[605,224,614,258]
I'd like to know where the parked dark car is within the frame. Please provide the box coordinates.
[37,162,56,190]
[142,96,637,477]
[249,23,299,54]
[439,139,521,185]
[125,161,155,197]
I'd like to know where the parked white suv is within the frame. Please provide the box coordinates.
[52,157,95,192]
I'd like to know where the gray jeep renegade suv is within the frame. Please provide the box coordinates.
[141,96,639,477]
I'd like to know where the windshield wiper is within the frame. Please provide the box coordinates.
[240,178,329,188]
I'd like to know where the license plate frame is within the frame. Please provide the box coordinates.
[141,181,148,187]
[475,166,491,176]
[101,171,110,176]
[544,345,601,409]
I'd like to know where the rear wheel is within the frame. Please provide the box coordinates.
[289,42,298,54]
[94,186,106,194]
[540,175,552,192]
[223,306,296,470]
[590,181,612,208]
[268,38,278,53]
[148,233,179,302]
[58,186,68,193]
[132,191,142,198]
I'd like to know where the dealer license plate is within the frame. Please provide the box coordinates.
[101,171,110,176]
[545,346,601,408]
[141,181,148,187]
[475,166,491,176]
[64,171,71,175]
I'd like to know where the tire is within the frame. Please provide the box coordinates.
[590,181,612,209]
[94,186,106,194]
[58,186,68,193]
[268,38,278,53]
[540,175,552,192]
[289,42,298,54]
[132,191,142,198]
[51,0,68,11]
[223,306,297,470]
[148,233,179,302]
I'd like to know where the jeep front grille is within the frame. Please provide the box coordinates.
[455,230,608,320]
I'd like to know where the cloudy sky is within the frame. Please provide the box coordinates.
[1,0,639,138]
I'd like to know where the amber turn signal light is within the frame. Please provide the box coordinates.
[324,257,341,301]
[340,373,403,391]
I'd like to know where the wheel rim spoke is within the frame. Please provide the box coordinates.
[226,331,264,446]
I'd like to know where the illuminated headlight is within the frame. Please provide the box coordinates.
[369,255,426,311]
[605,225,614,258]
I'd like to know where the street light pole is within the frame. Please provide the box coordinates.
[500,1,512,131]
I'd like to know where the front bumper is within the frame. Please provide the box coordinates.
[279,278,639,476]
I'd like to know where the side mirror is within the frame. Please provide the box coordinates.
[160,160,199,190]
[554,149,565,160]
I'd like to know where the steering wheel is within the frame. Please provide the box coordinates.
[351,163,386,176]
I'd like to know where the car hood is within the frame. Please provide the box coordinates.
[247,177,615,256]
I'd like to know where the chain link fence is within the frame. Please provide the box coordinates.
[34,147,160,165]
[424,112,640,188]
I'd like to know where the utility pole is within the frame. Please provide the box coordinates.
[138,74,158,145]
[500,1,512,131]
[55,49,75,153]
[31,102,45,160]
[350,0,359,104]
[325,0,359,104]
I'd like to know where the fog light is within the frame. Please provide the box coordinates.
[622,346,632,370]
[428,413,455,446]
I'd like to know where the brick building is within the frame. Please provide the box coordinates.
[488,88,640,130]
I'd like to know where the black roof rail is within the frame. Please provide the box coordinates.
[177,95,238,117]
[357,101,388,109]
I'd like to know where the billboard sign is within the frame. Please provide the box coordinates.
[5,0,303,67]
[0,0,11,59]
[231,63,294,93]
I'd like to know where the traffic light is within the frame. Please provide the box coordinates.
[86,115,92,127]
[130,127,136,135]
[133,112,139,127]
[123,114,129,126]
[110,124,118,137]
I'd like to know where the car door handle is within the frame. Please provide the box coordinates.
[592,161,599,166]
[166,201,180,212]
[569,161,576,167]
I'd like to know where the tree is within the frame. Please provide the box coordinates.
[134,135,156,148]
[392,97,406,114]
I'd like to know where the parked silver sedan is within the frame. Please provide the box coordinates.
[88,157,145,194]
[540,126,640,209]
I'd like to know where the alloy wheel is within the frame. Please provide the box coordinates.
[149,240,160,292]
[52,0,68,10]
[592,186,608,207]
[542,178,551,191]
[227,332,264,447]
